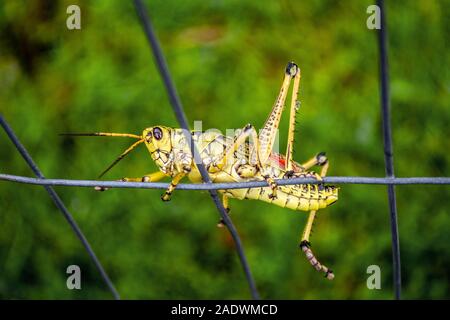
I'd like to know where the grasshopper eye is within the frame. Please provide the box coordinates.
[153,127,163,140]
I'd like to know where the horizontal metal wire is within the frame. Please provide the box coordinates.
[1,174,449,190]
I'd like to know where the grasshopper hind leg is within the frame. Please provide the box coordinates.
[298,156,335,280]
[299,211,334,280]
[257,62,300,199]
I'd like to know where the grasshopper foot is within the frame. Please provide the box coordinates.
[283,170,295,179]
[217,218,225,228]
[299,240,334,280]
[217,207,231,228]
[286,61,299,77]
[95,177,135,192]
[161,192,172,202]
[263,175,278,199]
[316,152,328,166]
[94,186,109,192]
[299,240,311,248]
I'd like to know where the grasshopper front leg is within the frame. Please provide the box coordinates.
[95,171,167,191]
[161,172,186,201]
[114,170,187,202]
[121,171,168,182]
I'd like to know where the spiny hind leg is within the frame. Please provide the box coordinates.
[258,62,299,165]
[299,210,334,280]
[259,62,299,197]
[94,171,167,191]
[297,155,333,279]
[285,63,301,171]
[214,62,299,199]
[161,172,186,202]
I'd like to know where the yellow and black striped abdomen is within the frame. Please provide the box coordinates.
[224,183,338,212]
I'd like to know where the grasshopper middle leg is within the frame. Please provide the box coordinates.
[212,123,281,199]
[217,194,231,228]
[300,152,328,172]
[211,123,262,173]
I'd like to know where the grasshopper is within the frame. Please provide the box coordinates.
[64,62,338,280]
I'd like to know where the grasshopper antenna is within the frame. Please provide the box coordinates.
[98,139,145,178]
[60,132,142,139]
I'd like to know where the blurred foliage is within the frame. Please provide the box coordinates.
[0,0,448,299]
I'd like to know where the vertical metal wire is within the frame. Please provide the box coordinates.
[377,0,402,299]
[133,0,260,299]
[0,115,120,300]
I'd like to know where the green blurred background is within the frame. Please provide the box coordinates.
[0,0,448,299]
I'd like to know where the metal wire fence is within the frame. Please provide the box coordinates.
[0,0,449,300]
[376,0,401,299]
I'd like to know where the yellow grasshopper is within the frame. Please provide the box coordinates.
[64,62,338,280]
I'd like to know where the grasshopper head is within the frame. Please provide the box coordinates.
[142,126,173,155]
